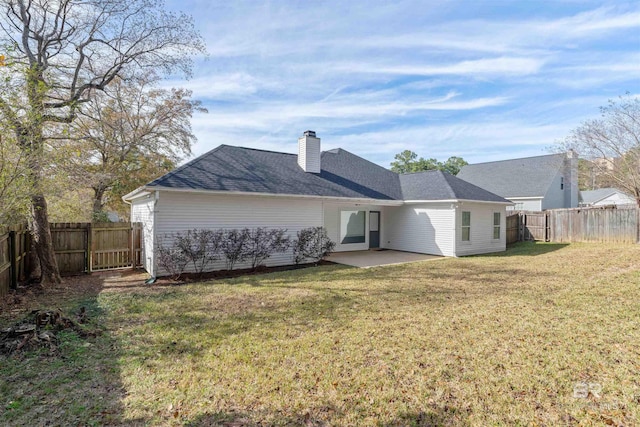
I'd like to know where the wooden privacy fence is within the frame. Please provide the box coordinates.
[507,206,639,244]
[1,222,142,295]
[548,206,639,244]
[0,225,30,297]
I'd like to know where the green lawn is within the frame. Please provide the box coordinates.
[1,242,639,426]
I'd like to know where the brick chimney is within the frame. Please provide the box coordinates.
[298,130,321,173]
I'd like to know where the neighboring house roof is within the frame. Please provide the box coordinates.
[130,144,509,204]
[579,188,633,205]
[457,153,566,198]
[400,170,508,202]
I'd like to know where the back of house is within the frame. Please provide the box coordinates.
[124,131,511,278]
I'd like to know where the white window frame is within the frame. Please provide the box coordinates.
[461,211,471,242]
[493,212,501,240]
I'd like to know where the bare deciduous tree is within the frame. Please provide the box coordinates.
[0,132,30,223]
[55,74,206,219]
[0,0,205,283]
[560,94,640,206]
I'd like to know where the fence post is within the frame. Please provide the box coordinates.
[129,224,135,270]
[9,230,17,289]
[86,223,93,273]
[545,211,550,242]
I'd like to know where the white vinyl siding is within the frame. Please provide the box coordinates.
[506,198,543,211]
[130,196,155,276]
[154,192,323,276]
[455,203,507,256]
[381,203,456,257]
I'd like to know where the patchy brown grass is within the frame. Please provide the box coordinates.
[1,242,640,426]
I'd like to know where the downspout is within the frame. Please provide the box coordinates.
[151,190,160,279]
[143,190,159,284]
[452,203,458,257]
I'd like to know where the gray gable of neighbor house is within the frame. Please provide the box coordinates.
[400,170,509,202]
[457,153,566,198]
[145,144,508,203]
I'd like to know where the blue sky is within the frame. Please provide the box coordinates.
[163,0,640,167]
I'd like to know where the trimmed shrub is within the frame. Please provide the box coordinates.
[245,228,291,269]
[155,236,190,280]
[174,229,224,275]
[292,226,335,265]
[221,228,251,270]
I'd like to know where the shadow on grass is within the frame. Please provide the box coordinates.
[183,405,468,426]
[0,275,146,426]
[119,284,356,359]
[485,241,569,257]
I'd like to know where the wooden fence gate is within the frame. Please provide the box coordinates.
[1,222,142,295]
[506,211,550,243]
[51,222,142,274]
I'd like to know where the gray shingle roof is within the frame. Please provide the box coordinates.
[400,170,509,202]
[579,188,626,204]
[148,145,402,200]
[145,144,508,203]
[457,153,566,198]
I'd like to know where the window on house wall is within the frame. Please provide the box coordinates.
[340,210,366,244]
[461,211,471,241]
[493,212,501,239]
[560,177,564,190]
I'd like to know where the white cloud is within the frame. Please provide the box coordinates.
[350,57,547,77]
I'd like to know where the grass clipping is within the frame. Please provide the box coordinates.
[0,308,94,355]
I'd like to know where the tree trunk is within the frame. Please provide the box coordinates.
[17,113,62,284]
[92,186,106,215]
[27,239,41,281]
[29,194,61,284]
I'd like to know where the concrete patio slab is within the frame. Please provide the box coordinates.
[327,250,442,268]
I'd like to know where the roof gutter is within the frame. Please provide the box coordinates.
[125,186,513,206]
[504,196,544,200]
[404,199,513,205]
[133,185,405,206]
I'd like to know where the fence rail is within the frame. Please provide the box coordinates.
[1,222,142,295]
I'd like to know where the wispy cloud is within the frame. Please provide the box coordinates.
[164,0,639,165]
[339,57,547,77]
